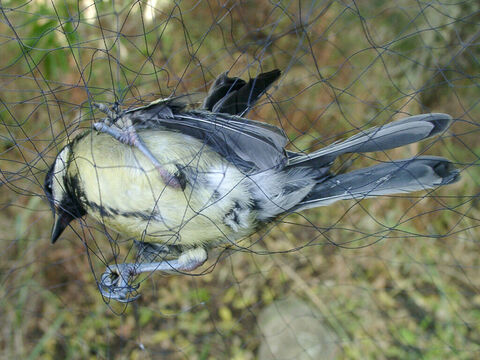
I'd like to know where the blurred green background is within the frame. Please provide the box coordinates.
[1,0,479,359]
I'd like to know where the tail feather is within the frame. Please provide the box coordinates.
[203,69,281,116]
[293,156,459,211]
[288,113,452,168]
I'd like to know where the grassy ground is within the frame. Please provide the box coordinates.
[1,1,479,359]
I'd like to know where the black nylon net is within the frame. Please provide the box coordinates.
[1,1,479,358]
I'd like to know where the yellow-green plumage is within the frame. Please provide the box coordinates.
[68,129,256,248]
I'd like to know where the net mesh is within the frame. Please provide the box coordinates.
[1,0,479,358]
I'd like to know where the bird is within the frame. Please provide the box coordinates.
[44,69,460,302]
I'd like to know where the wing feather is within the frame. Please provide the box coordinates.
[130,103,288,172]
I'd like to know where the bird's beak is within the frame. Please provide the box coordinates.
[51,210,74,244]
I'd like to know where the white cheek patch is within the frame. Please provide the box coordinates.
[52,146,70,204]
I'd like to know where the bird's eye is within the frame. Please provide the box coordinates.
[45,176,53,194]
[44,163,55,201]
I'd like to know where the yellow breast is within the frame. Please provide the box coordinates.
[70,130,255,247]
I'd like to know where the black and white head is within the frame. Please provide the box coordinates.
[44,145,86,243]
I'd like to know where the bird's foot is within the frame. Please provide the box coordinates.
[92,102,183,189]
[93,102,122,125]
[98,263,141,303]
[98,248,207,303]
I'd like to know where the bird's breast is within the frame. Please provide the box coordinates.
[71,130,256,246]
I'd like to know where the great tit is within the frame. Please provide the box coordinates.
[44,69,460,302]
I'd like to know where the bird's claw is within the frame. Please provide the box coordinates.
[97,249,207,302]
[98,264,141,303]
[93,101,124,124]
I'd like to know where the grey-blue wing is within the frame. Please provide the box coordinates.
[131,102,289,173]
[120,70,286,172]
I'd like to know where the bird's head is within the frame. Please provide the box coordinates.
[44,145,86,243]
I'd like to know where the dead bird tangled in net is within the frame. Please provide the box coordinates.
[44,69,459,302]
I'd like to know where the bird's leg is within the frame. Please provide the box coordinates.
[92,102,183,189]
[98,247,207,303]
[134,240,183,263]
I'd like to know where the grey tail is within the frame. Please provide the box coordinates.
[203,69,281,116]
[293,156,459,211]
[287,113,453,169]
